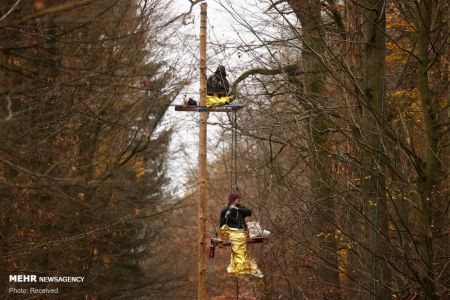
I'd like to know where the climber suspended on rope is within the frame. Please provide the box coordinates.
[206,65,234,107]
[219,192,263,278]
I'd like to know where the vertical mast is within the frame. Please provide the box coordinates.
[198,3,208,300]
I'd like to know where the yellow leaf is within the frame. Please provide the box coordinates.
[103,256,111,266]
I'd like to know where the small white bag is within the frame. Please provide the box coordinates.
[247,221,270,239]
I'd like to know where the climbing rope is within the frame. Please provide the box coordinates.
[230,109,238,192]
[230,109,240,300]
[235,276,239,300]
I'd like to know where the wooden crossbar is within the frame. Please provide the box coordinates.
[174,105,244,113]
[211,237,268,248]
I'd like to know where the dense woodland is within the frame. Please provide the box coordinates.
[0,0,449,299]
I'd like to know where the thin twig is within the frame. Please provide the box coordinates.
[0,0,22,22]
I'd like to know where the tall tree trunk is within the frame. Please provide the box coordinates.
[288,1,341,298]
[415,0,440,298]
[344,2,365,297]
[361,1,391,299]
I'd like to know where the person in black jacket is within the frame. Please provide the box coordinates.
[220,193,252,230]
[219,192,263,277]
[207,65,230,97]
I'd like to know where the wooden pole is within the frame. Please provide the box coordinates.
[198,3,207,300]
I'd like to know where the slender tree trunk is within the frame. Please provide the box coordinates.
[361,1,391,299]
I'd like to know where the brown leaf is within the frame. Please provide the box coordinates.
[32,0,45,10]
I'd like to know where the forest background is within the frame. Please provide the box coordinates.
[0,0,449,299]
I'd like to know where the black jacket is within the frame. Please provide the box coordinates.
[220,204,252,229]
[207,65,230,97]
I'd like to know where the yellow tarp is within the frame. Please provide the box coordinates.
[206,95,233,108]
[220,225,263,278]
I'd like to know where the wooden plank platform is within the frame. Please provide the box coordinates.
[211,237,268,248]
[174,104,244,113]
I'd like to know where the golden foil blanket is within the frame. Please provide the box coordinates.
[220,225,263,278]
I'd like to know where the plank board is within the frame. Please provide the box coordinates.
[174,105,244,113]
[211,237,268,248]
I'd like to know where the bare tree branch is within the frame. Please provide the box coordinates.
[0,0,22,22]
[230,64,299,96]
[161,0,205,27]
[0,0,96,27]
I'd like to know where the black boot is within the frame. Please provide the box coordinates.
[187,98,197,106]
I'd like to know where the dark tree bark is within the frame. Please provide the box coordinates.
[288,1,341,298]
[361,0,391,299]
[415,0,440,298]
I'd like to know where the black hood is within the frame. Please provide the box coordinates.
[215,65,227,77]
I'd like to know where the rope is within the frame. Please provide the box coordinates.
[230,111,234,191]
[208,20,240,300]
[235,276,239,300]
[234,110,238,188]
[230,109,238,192]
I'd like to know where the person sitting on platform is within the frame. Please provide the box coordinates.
[219,193,263,278]
[206,65,233,107]
[208,65,230,96]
